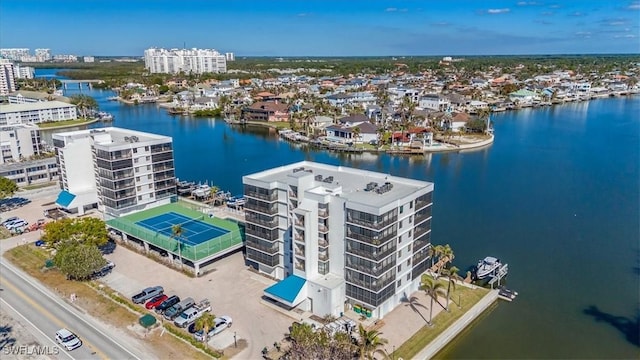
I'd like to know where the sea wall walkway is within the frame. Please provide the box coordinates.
[413,289,499,360]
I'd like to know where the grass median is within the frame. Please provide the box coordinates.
[392,279,489,360]
[4,244,217,359]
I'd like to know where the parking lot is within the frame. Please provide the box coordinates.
[102,245,294,359]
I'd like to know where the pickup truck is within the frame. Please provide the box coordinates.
[163,297,195,321]
[174,299,211,328]
[132,286,164,304]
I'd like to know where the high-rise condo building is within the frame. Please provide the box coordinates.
[52,127,176,217]
[0,59,17,95]
[144,48,227,74]
[243,161,434,319]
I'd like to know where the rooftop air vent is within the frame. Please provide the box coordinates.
[365,182,378,191]
[315,174,323,181]
[375,182,393,194]
[322,176,334,183]
[293,167,305,173]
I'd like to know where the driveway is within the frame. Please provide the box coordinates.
[102,246,293,359]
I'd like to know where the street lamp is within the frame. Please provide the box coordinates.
[234,331,237,348]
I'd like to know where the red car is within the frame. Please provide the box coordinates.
[145,294,168,309]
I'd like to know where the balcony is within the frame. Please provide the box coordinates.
[294,218,305,227]
[151,145,172,154]
[346,229,395,246]
[346,244,396,262]
[346,215,397,231]
[414,225,430,239]
[245,190,277,202]
[318,224,329,233]
[246,238,279,255]
[415,194,432,211]
[288,190,297,198]
[245,202,278,215]
[245,215,278,229]
[294,231,305,242]
[318,208,329,218]
[318,252,329,261]
[295,261,305,272]
[346,260,394,277]
[318,238,329,247]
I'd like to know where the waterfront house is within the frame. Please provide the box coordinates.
[419,94,451,112]
[325,118,377,144]
[242,101,289,122]
[509,89,539,104]
[191,96,219,110]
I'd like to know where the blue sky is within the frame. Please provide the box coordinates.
[0,0,638,56]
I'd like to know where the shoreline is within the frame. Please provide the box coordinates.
[37,118,100,130]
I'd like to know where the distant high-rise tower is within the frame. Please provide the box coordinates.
[225,52,235,61]
[144,48,227,74]
[0,59,17,95]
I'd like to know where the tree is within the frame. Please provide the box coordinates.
[421,277,447,325]
[445,266,463,311]
[357,324,389,360]
[351,126,361,144]
[194,312,216,344]
[69,94,98,118]
[54,240,106,280]
[0,177,18,199]
[286,322,354,360]
[42,218,108,249]
[172,224,184,269]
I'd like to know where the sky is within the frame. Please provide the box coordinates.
[0,0,638,56]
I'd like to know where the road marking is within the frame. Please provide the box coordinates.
[0,273,108,360]
[0,298,75,360]
[1,261,141,359]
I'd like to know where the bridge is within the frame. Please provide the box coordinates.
[59,79,105,90]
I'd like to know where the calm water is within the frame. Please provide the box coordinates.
[40,69,640,359]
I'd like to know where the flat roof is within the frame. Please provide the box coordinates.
[245,161,433,208]
[53,127,171,146]
[0,101,75,113]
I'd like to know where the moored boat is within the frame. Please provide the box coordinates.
[475,256,501,280]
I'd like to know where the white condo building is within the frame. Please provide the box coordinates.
[52,128,176,217]
[243,161,434,319]
[0,59,17,95]
[0,48,30,61]
[0,101,77,125]
[225,52,235,61]
[0,124,44,164]
[35,49,52,62]
[13,63,35,79]
[144,48,227,74]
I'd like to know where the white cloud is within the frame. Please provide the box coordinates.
[487,8,511,14]
[385,7,397,12]
[627,2,640,10]
[614,34,637,38]
[517,1,540,6]
[297,13,309,17]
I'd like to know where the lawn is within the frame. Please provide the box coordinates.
[37,118,96,128]
[392,276,489,360]
[4,245,217,359]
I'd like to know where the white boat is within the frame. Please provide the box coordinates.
[475,256,501,279]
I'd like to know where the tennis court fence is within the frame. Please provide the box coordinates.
[106,217,243,262]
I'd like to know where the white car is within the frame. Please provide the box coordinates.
[5,219,27,230]
[55,328,82,351]
[194,316,232,341]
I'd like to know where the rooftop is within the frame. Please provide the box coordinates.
[244,161,433,208]
[0,101,76,113]
[53,127,171,146]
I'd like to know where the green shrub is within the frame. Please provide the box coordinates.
[164,323,222,358]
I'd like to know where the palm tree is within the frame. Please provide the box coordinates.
[476,107,491,134]
[171,224,184,269]
[194,312,216,344]
[209,185,219,201]
[421,277,447,325]
[351,126,361,144]
[445,266,463,311]
[69,94,98,118]
[357,324,389,360]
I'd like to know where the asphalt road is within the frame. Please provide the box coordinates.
[0,260,141,360]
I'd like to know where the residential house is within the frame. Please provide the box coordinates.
[242,102,289,122]
[418,94,451,112]
[509,89,539,104]
[325,115,377,144]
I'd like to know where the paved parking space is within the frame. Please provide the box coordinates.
[102,246,293,359]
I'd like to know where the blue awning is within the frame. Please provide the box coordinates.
[56,190,76,208]
[264,275,307,305]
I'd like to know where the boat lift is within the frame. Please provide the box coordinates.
[487,263,508,289]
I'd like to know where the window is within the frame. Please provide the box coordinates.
[137,186,141,191]
[408,244,412,251]
[407,273,410,281]
[138,195,142,200]
[409,230,412,237]
[398,249,402,258]
[135,167,139,173]
[406,259,410,266]
[145,146,149,151]
[136,177,140,181]
[133,148,137,153]
[399,220,403,229]
[400,205,404,214]
[146,156,150,161]
[146,165,151,170]
[148,184,152,189]
[397,280,402,287]
[397,265,401,272]
[410,201,413,209]
[134,158,139,163]
[147,174,152,179]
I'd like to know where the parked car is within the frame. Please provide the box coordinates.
[155,295,180,314]
[174,299,210,328]
[34,239,45,247]
[90,261,115,279]
[99,240,117,254]
[194,316,232,341]
[23,219,46,232]
[131,286,164,304]
[163,297,195,321]
[5,219,27,230]
[55,328,82,351]
[1,216,18,226]
[145,294,168,310]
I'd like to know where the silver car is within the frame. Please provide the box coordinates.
[55,328,82,351]
[194,316,232,341]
